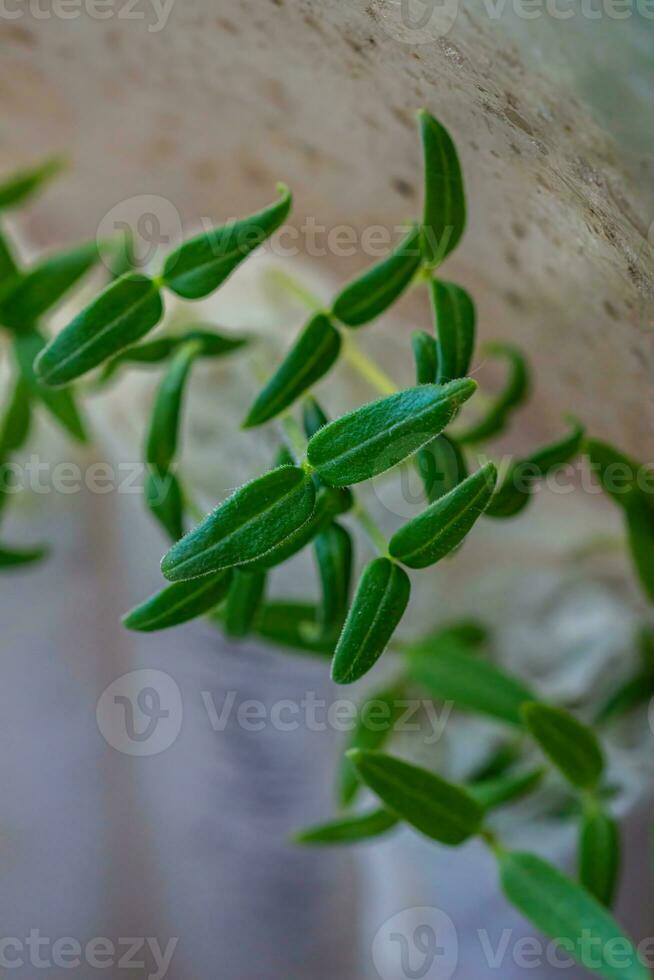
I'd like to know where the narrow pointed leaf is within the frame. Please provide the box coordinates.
[145,469,184,542]
[123,571,232,632]
[458,343,530,444]
[390,462,496,569]
[431,280,475,382]
[0,157,63,211]
[522,703,604,790]
[331,224,421,327]
[339,682,406,807]
[244,486,345,570]
[254,601,333,656]
[224,569,267,638]
[162,184,292,299]
[348,749,483,845]
[0,544,48,567]
[243,313,341,427]
[625,496,654,600]
[419,110,466,265]
[468,768,544,811]
[411,330,438,385]
[408,645,536,727]
[145,341,199,473]
[0,241,100,327]
[416,433,468,504]
[161,465,315,581]
[13,326,88,443]
[498,851,647,980]
[307,380,476,487]
[332,558,410,684]
[315,521,353,637]
[34,273,164,386]
[0,377,31,455]
[470,742,523,784]
[99,327,247,383]
[585,438,643,509]
[295,808,398,845]
[303,396,329,439]
[413,619,489,656]
[596,671,654,724]
[580,806,620,908]
[0,227,19,294]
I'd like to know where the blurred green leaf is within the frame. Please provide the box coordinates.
[0,157,63,211]
[416,433,468,505]
[0,376,31,455]
[0,543,48,568]
[224,569,267,638]
[123,571,232,632]
[411,330,438,385]
[0,241,100,328]
[13,325,88,443]
[580,805,620,908]
[314,521,353,638]
[145,341,199,473]
[254,601,333,656]
[522,703,604,790]
[295,807,398,845]
[419,110,466,265]
[430,279,475,383]
[145,469,184,542]
[457,342,529,445]
[468,768,544,812]
[338,682,406,808]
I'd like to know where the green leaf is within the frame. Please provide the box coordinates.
[411,330,438,386]
[161,465,316,581]
[390,462,496,569]
[625,496,654,600]
[34,273,164,386]
[458,342,530,444]
[0,376,31,455]
[331,558,410,684]
[254,601,333,656]
[145,469,184,542]
[331,224,421,328]
[338,682,406,807]
[0,157,63,211]
[595,671,654,724]
[407,644,536,727]
[243,486,344,571]
[348,749,483,845]
[314,521,353,637]
[302,396,329,438]
[224,569,267,638]
[0,241,100,328]
[0,226,20,292]
[419,110,466,265]
[0,543,48,568]
[13,326,88,443]
[522,703,604,790]
[123,571,232,632]
[243,313,341,427]
[307,380,476,487]
[585,438,643,509]
[416,433,468,504]
[294,807,398,845]
[99,327,247,383]
[469,742,523,783]
[412,619,489,655]
[430,279,475,383]
[145,341,199,473]
[162,184,292,299]
[498,850,647,980]
[468,768,544,811]
[580,805,620,908]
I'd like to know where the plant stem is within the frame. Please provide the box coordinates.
[341,335,399,397]
[352,500,390,557]
[266,268,326,313]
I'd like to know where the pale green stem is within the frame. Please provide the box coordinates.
[352,500,390,557]
[340,335,399,397]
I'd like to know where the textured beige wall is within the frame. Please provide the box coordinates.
[0,0,653,454]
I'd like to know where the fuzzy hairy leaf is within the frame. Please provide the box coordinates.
[243,313,341,427]
[458,342,530,444]
[254,601,333,656]
[416,433,468,504]
[338,682,406,808]
[35,273,164,386]
[161,465,316,580]
[580,806,620,908]
[0,157,62,211]
[522,703,604,790]
[499,851,647,980]
[244,486,346,571]
[314,521,353,637]
[390,462,496,568]
[13,325,88,443]
[162,184,292,299]
[0,241,100,328]
[295,808,398,845]
[331,558,410,684]
[123,571,232,632]
[431,279,475,383]
[411,330,438,385]
[145,469,184,542]
[307,380,476,487]
[348,749,483,845]
[0,543,48,568]
[419,110,466,265]
[468,768,544,812]
[331,224,421,327]
[145,342,199,473]
[223,569,267,638]
[408,644,536,727]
